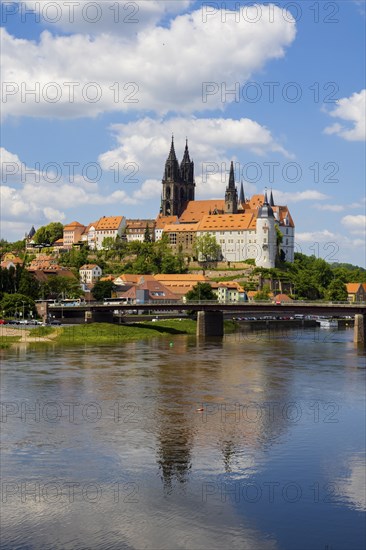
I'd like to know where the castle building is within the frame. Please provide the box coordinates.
[157,139,295,267]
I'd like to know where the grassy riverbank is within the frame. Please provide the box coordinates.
[1,319,238,348]
[57,319,197,345]
[0,335,22,349]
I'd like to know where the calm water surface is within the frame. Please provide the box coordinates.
[1,327,365,550]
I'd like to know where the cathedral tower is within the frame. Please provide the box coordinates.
[224,161,238,214]
[161,137,195,216]
[180,139,195,202]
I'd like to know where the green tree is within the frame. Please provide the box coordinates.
[18,269,40,299]
[0,293,36,318]
[325,278,348,301]
[102,237,116,250]
[43,276,83,299]
[253,284,271,301]
[92,280,114,301]
[185,282,217,302]
[275,225,285,264]
[144,224,152,243]
[0,239,26,254]
[194,234,221,263]
[0,268,11,295]
[33,222,64,245]
[59,248,89,270]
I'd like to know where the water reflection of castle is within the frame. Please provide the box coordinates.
[154,337,296,488]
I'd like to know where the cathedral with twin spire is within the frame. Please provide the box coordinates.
[158,137,295,268]
[160,137,195,217]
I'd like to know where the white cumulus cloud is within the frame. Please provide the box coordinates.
[341,214,366,234]
[272,190,328,203]
[0,147,141,234]
[98,116,292,199]
[324,89,366,141]
[17,1,193,37]
[1,4,296,118]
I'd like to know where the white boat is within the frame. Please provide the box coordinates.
[317,318,338,328]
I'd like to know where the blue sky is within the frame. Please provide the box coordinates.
[1,1,365,265]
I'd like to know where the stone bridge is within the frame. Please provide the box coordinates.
[42,300,366,346]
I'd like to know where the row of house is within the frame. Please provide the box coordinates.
[25,217,156,252]
[102,273,248,304]
[2,250,366,303]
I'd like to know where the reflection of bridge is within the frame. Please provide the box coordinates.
[45,300,366,345]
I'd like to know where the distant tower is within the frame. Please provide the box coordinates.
[255,191,276,268]
[225,161,238,214]
[239,181,245,206]
[160,137,195,216]
[269,189,274,207]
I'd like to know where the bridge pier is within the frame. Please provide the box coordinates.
[85,310,114,324]
[353,314,366,347]
[196,311,224,338]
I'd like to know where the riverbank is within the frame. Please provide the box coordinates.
[0,318,350,349]
[1,319,237,348]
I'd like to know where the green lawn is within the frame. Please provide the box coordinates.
[58,319,197,345]
[2,319,238,348]
[29,326,57,338]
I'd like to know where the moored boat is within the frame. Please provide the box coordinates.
[317,318,338,328]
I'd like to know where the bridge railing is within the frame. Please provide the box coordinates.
[48,299,366,308]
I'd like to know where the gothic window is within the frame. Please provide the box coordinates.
[166,201,171,214]
[180,187,185,201]
[166,187,171,200]
[167,165,171,179]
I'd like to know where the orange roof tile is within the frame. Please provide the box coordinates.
[197,212,256,231]
[155,215,178,229]
[179,200,226,223]
[163,223,199,233]
[82,221,99,234]
[80,264,100,270]
[346,283,363,293]
[64,221,85,230]
[126,219,155,230]
[274,293,293,301]
[273,206,295,228]
[247,194,264,209]
[155,274,209,282]
[96,216,124,230]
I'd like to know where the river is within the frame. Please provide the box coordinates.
[1,327,365,550]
